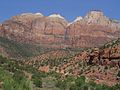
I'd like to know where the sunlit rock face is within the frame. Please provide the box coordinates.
[66,10,120,48]
[0,13,68,47]
[0,11,120,48]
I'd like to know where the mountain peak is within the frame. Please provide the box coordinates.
[35,13,44,16]
[83,10,109,25]
[21,13,44,16]
[0,10,120,49]
[89,10,103,13]
[85,10,104,19]
[48,14,65,19]
[67,16,83,26]
[74,16,83,22]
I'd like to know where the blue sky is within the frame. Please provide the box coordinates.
[0,0,120,22]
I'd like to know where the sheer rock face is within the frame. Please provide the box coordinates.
[66,11,120,48]
[0,13,68,46]
[0,11,120,48]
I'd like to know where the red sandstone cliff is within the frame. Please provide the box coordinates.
[0,11,120,48]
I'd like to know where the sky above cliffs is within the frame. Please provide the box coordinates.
[0,0,120,22]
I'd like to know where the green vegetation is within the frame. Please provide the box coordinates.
[0,53,120,90]
[0,55,60,90]
[32,73,42,88]
[0,67,32,90]
[0,36,120,90]
[0,55,41,90]
[56,76,120,90]
[0,55,33,90]
[102,38,120,49]
[117,71,120,77]
[0,37,53,58]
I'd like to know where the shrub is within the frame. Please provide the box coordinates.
[55,80,67,90]
[32,74,42,88]
[117,71,120,77]
[75,76,86,87]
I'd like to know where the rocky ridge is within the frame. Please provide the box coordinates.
[24,38,120,86]
[0,10,120,48]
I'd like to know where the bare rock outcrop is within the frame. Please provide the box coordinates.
[66,10,120,48]
[0,11,120,48]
